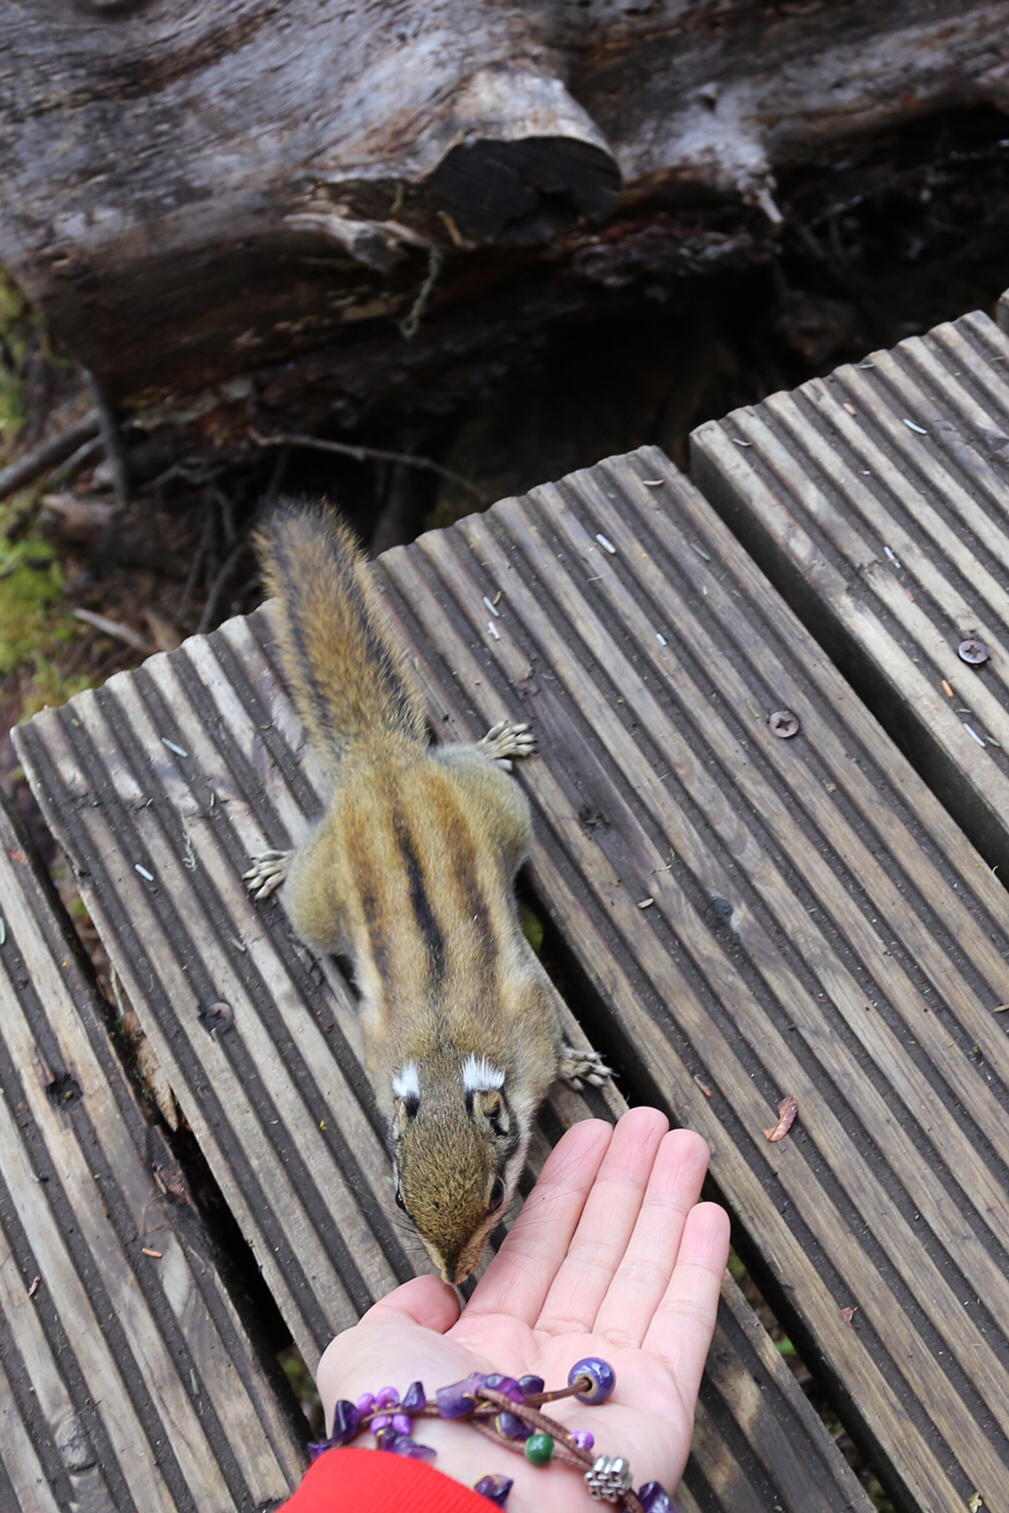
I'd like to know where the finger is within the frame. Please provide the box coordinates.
[642,1200,731,1409]
[463,1117,614,1326]
[362,1273,462,1334]
[592,1128,711,1347]
[536,1106,670,1335]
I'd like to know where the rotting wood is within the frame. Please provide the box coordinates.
[14,574,870,1512]
[369,446,1009,1511]
[0,790,305,1513]
[690,308,1009,883]
[2,3,1009,445]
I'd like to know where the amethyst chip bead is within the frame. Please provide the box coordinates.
[391,1413,412,1436]
[324,1399,361,1447]
[437,1372,487,1418]
[392,1436,437,1462]
[638,1481,678,1512]
[496,1410,533,1441]
[473,1473,514,1505]
[484,1373,525,1403]
[569,1357,616,1405]
[401,1379,427,1413]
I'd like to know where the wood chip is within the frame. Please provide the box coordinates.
[141,1247,163,1259]
[637,897,654,909]
[693,1073,714,1098]
[641,479,665,486]
[942,679,954,698]
[839,1305,858,1325]
[27,1275,41,1298]
[992,1004,1009,1013]
[763,1094,798,1142]
[842,402,858,416]
[595,533,617,555]
[902,418,928,435]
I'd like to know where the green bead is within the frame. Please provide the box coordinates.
[524,1432,555,1466]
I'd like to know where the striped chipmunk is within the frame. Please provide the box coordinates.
[245,503,610,1285]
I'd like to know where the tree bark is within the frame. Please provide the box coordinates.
[2,0,1008,447]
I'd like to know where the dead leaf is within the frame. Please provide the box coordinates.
[7,848,26,864]
[993,1004,1009,1013]
[142,1247,163,1259]
[763,1094,799,1142]
[27,1275,41,1298]
[839,1306,858,1326]
[968,1493,983,1512]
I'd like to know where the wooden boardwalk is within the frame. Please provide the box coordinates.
[8,307,1009,1512]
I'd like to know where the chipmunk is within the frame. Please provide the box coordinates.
[244,503,610,1285]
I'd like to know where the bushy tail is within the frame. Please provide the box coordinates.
[256,503,428,761]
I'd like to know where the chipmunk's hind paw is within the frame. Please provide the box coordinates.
[243,848,292,901]
[476,720,537,770]
[559,1044,613,1090]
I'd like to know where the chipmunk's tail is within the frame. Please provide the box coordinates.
[256,502,428,761]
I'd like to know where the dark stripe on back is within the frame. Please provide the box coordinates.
[393,807,446,987]
[345,812,393,983]
[337,555,419,733]
[444,806,499,994]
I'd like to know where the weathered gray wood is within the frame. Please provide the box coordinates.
[371,447,1009,1511]
[690,309,1009,884]
[14,560,870,1511]
[2,2,1009,439]
[0,791,304,1512]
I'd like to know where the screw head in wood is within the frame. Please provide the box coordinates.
[768,710,800,738]
[958,639,990,665]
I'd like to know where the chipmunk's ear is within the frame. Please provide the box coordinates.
[461,1055,510,1131]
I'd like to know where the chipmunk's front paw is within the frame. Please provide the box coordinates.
[477,720,537,770]
[559,1044,613,1090]
[243,848,292,901]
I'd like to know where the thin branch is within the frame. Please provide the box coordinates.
[73,607,152,654]
[249,429,487,503]
[0,409,101,503]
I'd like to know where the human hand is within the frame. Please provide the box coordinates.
[316,1106,730,1510]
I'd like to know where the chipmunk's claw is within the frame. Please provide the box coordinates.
[477,720,537,767]
[243,848,292,901]
[559,1044,613,1090]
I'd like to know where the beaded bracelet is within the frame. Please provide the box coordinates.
[308,1356,678,1512]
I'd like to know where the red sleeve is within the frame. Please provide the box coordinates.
[278,1447,494,1513]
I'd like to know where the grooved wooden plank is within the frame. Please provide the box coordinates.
[0,791,304,1512]
[371,446,1009,1513]
[690,308,1009,880]
[12,555,869,1513]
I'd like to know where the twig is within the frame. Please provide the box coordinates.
[250,429,486,502]
[197,523,257,634]
[399,243,444,339]
[0,409,101,503]
[73,607,152,653]
[87,374,130,505]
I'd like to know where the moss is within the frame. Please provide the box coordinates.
[0,267,34,454]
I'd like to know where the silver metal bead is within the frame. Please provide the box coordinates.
[585,1453,635,1502]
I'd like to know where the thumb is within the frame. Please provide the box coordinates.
[362,1273,462,1335]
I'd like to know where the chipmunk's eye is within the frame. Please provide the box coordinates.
[488,1177,505,1213]
[395,1189,407,1211]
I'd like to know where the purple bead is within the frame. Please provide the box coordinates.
[356,1391,375,1414]
[401,1379,427,1413]
[569,1357,616,1405]
[374,1425,400,1451]
[638,1481,678,1513]
[517,1374,545,1397]
[484,1373,525,1403]
[473,1473,514,1506]
[436,1372,487,1419]
[306,1440,329,1463]
[571,1429,595,1452]
[392,1436,437,1462]
[370,1414,392,1432]
[376,1385,400,1409]
[329,1399,362,1446]
[392,1413,412,1436]
[496,1410,533,1441]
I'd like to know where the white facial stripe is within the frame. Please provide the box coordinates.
[392,1062,420,1101]
[462,1054,506,1092]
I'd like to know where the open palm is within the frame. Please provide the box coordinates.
[317,1108,730,1510]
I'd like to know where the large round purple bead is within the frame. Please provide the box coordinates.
[638,1481,678,1513]
[484,1373,524,1403]
[436,1372,487,1419]
[517,1374,545,1397]
[473,1473,514,1506]
[568,1357,616,1405]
